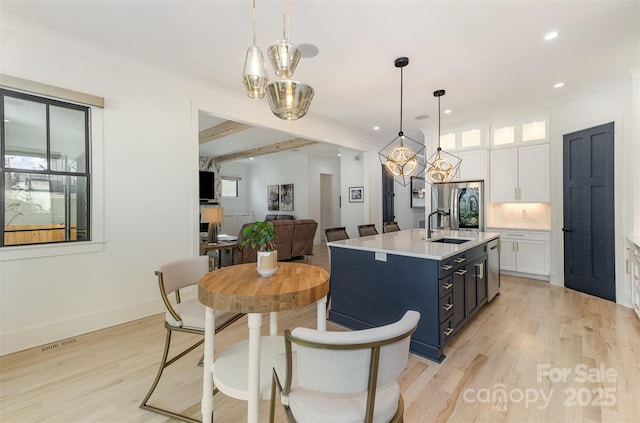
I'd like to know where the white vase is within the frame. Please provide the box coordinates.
[257,250,277,277]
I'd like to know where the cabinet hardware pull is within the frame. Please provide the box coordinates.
[455,269,468,275]
[443,304,453,311]
[476,262,484,279]
[443,283,453,290]
[454,257,466,263]
[444,328,453,336]
[442,264,453,271]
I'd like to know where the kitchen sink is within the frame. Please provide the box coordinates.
[428,237,472,244]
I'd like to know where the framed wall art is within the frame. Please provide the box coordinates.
[267,185,280,211]
[280,183,294,211]
[349,186,364,203]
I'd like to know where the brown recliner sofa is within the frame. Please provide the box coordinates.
[231,219,317,265]
[265,214,295,221]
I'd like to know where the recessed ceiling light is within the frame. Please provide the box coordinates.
[554,82,565,88]
[544,31,558,41]
[373,126,380,131]
[337,153,342,157]
[249,157,254,160]
[444,109,452,114]
[414,114,429,121]
[228,141,233,144]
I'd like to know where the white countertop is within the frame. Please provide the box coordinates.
[327,229,501,260]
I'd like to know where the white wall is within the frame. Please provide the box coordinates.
[0,15,372,355]
[247,155,310,221]
[550,78,637,308]
[2,13,637,355]
[340,151,366,238]
[218,162,250,213]
[308,155,341,243]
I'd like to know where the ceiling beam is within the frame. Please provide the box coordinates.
[199,120,252,144]
[213,138,318,163]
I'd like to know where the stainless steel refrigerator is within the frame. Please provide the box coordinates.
[430,180,485,232]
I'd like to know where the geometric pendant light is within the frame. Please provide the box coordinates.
[425,89,462,184]
[242,0,269,99]
[378,57,426,187]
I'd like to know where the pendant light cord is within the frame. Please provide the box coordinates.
[437,94,441,151]
[282,0,290,41]
[252,0,257,46]
[399,66,404,135]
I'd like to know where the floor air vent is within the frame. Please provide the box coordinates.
[41,337,78,352]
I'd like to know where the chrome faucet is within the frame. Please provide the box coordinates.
[427,210,449,239]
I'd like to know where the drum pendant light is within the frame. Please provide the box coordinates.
[242,0,269,99]
[378,57,426,187]
[426,90,462,183]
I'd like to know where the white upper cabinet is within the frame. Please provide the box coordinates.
[453,149,485,181]
[491,118,548,147]
[433,125,486,181]
[490,144,549,202]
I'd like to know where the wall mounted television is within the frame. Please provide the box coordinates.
[199,170,215,201]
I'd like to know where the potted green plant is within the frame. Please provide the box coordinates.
[241,221,278,277]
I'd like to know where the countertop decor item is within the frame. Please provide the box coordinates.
[378,57,426,187]
[426,89,462,184]
[241,221,278,277]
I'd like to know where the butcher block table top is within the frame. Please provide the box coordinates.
[198,261,329,314]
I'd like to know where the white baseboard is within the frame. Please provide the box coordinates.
[501,270,550,282]
[0,298,164,356]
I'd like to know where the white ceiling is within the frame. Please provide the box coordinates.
[3,0,639,162]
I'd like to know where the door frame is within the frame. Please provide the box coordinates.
[551,114,626,305]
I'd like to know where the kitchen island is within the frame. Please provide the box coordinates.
[327,229,500,362]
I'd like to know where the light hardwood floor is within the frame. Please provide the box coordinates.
[1,242,639,422]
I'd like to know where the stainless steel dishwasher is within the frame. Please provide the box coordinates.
[487,238,500,301]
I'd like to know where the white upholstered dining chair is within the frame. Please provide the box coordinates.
[140,255,244,423]
[269,310,420,423]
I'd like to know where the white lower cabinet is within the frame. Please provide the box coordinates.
[490,229,550,278]
[626,237,640,320]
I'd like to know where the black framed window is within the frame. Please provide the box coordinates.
[1,89,90,246]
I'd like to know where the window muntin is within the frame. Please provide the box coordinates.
[1,89,90,247]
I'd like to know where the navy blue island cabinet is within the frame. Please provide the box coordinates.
[328,241,490,362]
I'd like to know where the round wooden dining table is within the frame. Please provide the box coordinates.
[198,262,329,423]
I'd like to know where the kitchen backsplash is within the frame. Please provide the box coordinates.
[487,203,551,230]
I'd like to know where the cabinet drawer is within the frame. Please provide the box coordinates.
[439,257,456,277]
[440,317,454,345]
[497,230,550,242]
[440,252,468,277]
[439,275,453,297]
[440,292,454,322]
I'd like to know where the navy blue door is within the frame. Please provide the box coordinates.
[563,122,615,301]
[382,166,395,224]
